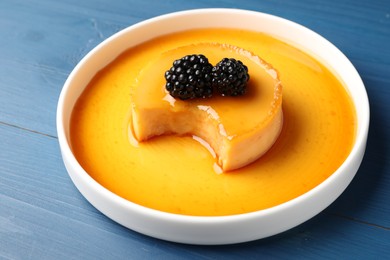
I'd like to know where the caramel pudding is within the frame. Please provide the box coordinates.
[131,43,283,172]
[70,28,356,216]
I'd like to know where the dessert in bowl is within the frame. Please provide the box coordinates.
[57,9,369,244]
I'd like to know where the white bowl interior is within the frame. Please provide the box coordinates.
[57,9,369,245]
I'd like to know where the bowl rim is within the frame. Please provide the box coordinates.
[56,8,370,243]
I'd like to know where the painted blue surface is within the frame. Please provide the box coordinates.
[1,0,389,259]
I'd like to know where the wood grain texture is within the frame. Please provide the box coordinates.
[1,0,389,258]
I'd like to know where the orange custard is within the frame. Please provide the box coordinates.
[70,28,356,216]
[131,43,283,172]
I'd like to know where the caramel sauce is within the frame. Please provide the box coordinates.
[70,29,356,216]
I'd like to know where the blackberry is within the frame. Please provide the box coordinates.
[212,58,250,96]
[165,54,213,100]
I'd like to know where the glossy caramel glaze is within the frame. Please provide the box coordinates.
[70,29,356,216]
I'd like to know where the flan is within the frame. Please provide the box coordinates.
[131,43,283,172]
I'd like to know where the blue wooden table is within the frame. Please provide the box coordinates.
[1,0,389,259]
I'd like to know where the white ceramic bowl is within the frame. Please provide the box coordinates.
[57,8,369,245]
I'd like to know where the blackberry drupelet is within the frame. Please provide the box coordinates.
[212,58,250,96]
[165,54,213,100]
